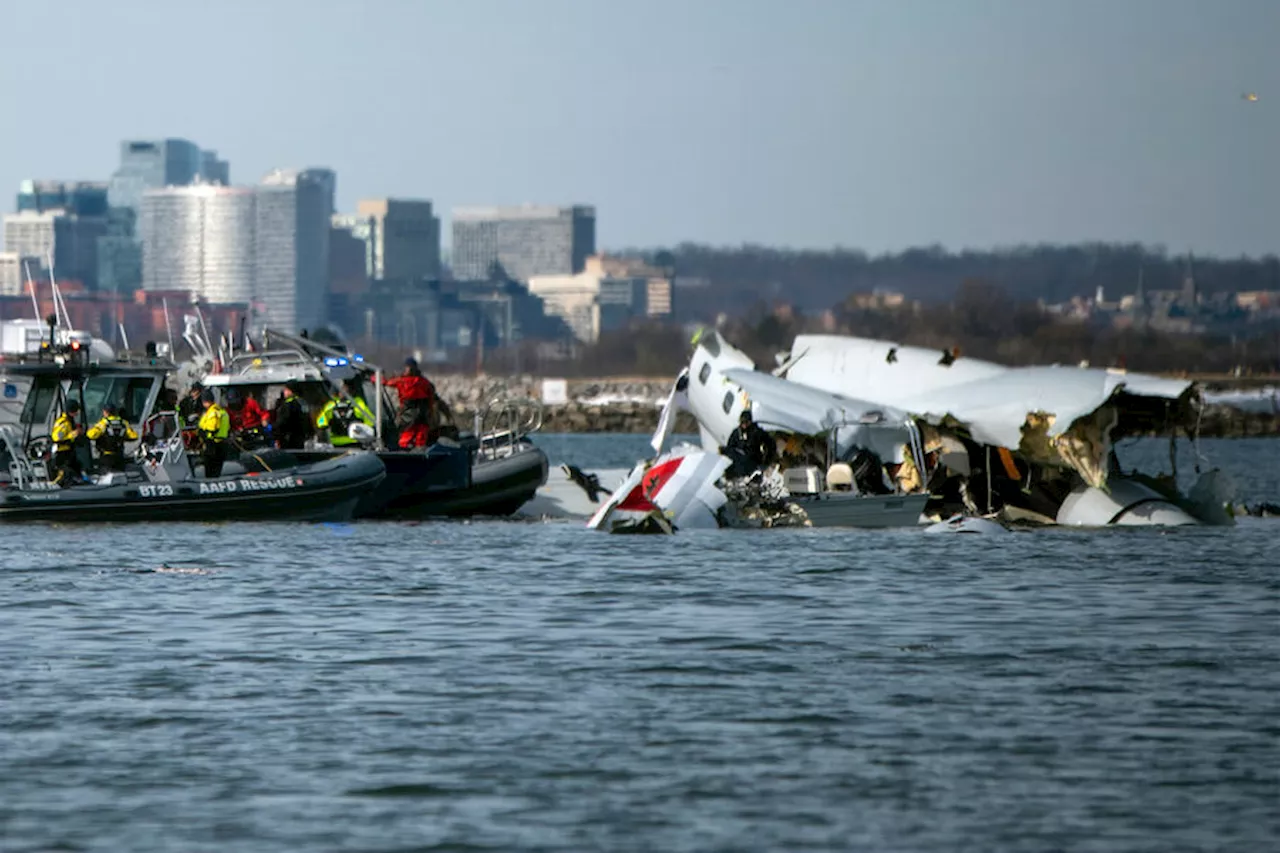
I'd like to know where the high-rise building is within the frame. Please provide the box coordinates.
[255,168,334,332]
[0,252,30,296]
[2,211,57,263]
[138,185,256,305]
[1,209,107,289]
[108,139,204,211]
[451,204,595,282]
[7,181,111,289]
[201,151,230,186]
[331,213,376,278]
[355,198,441,280]
[105,138,228,294]
[17,180,109,216]
[97,208,142,295]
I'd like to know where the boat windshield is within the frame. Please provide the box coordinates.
[81,376,157,423]
[20,375,58,426]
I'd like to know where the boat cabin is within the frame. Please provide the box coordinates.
[0,343,177,487]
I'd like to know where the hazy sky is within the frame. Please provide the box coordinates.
[2,0,1276,255]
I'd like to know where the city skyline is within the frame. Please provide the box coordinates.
[1,0,1278,257]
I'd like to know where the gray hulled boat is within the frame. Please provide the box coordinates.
[0,340,385,523]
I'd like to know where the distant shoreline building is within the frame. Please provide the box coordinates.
[96,139,230,296]
[451,204,595,282]
[3,180,111,289]
[139,184,257,305]
[137,168,334,333]
[108,138,228,211]
[356,198,441,280]
[255,168,334,333]
[526,254,674,343]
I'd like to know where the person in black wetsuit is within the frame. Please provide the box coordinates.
[178,383,204,429]
[721,409,776,478]
[271,382,312,450]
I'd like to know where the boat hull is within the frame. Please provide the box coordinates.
[369,444,549,519]
[0,452,386,523]
[793,491,930,528]
[287,441,549,519]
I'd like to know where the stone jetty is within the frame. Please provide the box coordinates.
[434,375,695,434]
[429,374,1280,437]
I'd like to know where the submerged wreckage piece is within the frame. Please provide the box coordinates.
[581,333,935,534]
[586,444,730,534]
[924,515,1012,535]
[770,334,1233,527]
[586,326,1234,533]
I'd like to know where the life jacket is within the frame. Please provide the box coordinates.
[97,416,129,454]
[51,413,78,452]
[333,399,356,425]
[198,404,231,441]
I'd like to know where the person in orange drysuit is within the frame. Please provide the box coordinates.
[383,357,436,449]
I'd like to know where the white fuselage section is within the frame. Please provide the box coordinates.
[685,332,757,450]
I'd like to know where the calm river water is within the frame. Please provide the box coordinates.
[2,435,1278,852]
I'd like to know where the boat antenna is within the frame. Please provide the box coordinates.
[22,260,39,321]
[46,250,71,331]
[118,323,130,352]
[162,297,175,356]
[193,304,214,357]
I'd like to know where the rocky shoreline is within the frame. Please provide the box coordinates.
[436,376,695,434]
[431,375,1280,438]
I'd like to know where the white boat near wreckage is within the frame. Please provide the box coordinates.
[564,330,1235,534]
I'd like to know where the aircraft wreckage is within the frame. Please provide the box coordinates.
[578,329,1235,534]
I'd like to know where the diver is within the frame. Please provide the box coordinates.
[721,409,776,479]
[316,378,376,447]
[50,400,86,486]
[383,358,436,449]
[271,382,312,450]
[226,388,269,449]
[87,403,138,473]
[197,390,231,478]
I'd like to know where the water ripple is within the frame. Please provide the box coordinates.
[1,436,1278,852]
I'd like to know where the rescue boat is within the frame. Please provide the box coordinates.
[195,329,548,519]
[0,342,385,523]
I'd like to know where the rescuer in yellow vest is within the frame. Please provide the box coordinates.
[87,403,139,472]
[197,390,231,478]
[50,399,85,486]
[316,378,376,447]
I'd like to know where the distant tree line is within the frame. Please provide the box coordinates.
[719,279,1280,375]
[617,242,1280,322]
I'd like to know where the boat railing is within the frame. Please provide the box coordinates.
[138,413,192,483]
[473,395,543,460]
[0,424,54,490]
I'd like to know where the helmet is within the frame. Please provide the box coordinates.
[65,399,80,414]
[225,388,242,405]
